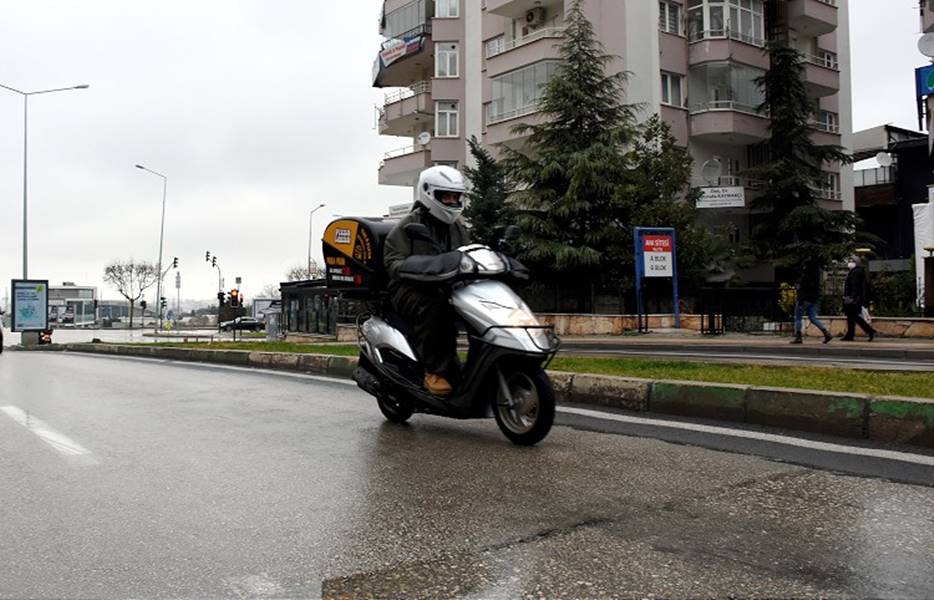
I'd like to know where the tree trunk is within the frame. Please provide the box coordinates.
[129,300,134,329]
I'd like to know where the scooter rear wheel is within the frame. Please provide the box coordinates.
[493,368,555,446]
[377,393,414,424]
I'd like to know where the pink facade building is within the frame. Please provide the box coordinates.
[373,0,853,240]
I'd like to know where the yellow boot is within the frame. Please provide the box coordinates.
[424,373,453,397]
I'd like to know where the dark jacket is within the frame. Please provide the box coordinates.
[843,265,868,306]
[383,206,470,289]
[796,261,822,304]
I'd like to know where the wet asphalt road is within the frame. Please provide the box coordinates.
[2,352,933,599]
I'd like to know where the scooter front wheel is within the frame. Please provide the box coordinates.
[377,393,414,424]
[493,367,555,446]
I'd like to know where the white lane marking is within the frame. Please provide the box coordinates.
[558,405,934,467]
[1,405,95,459]
[224,573,284,598]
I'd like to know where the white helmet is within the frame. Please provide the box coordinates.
[416,165,466,224]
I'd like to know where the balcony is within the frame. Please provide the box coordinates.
[485,28,564,78]
[379,144,431,186]
[688,30,769,70]
[808,119,841,146]
[485,0,563,19]
[378,81,433,136]
[803,53,840,98]
[372,24,433,88]
[854,166,896,188]
[787,0,838,37]
[689,102,770,145]
[485,104,548,147]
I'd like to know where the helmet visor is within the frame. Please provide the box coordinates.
[434,189,464,208]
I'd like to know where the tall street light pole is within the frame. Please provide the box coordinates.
[308,203,326,277]
[136,164,168,332]
[0,83,89,279]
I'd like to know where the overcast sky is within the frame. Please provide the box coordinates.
[0,1,928,304]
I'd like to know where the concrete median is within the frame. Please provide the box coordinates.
[19,342,934,449]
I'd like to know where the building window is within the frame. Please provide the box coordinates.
[688,62,765,114]
[661,72,685,107]
[687,0,763,46]
[489,61,561,124]
[435,0,459,18]
[817,172,841,200]
[436,101,459,137]
[817,110,839,133]
[435,43,459,78]
[486,35,506,58]
[659,2,682,35]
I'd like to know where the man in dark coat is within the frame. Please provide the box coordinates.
[791,259,832,344]
[384,166,470,396]
[841,256,876,341]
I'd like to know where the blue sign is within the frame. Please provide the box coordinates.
[916,65,934,98]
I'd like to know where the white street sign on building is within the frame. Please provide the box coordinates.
[697,186,746,209]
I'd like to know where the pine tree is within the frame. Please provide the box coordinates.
[503,0,639,287]
[463,136,511,247]
[745,43,856,268]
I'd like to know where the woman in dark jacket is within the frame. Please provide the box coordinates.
[841,256,876,341]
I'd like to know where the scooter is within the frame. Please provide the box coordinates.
[351,224,561,446]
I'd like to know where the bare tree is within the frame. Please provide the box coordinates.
[103,260,158,328]
[286,259,324,282]
[259,283,281,298]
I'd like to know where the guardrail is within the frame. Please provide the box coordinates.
[689,100,768,116]
[383,143,427,161]
[807,52,839,70]
[688,28,765,47]
[383,81,431,106]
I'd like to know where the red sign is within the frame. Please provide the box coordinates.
[643,235,672,252]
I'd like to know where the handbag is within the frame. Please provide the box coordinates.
[861,306,872,324]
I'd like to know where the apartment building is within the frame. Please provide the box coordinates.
[372,0,852,244]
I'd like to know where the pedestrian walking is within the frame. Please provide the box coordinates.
[841,256,876,341]
[791,259,832,344]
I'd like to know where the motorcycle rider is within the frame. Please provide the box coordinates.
[383,166,470,397]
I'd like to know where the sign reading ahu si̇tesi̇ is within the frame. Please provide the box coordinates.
[697,186,746,209]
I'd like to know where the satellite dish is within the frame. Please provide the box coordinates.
[417,131,432,146]
[875,152,893,168]
[919,33,934,58]
[701,158,723,185]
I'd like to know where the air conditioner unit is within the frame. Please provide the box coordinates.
[525,7,546,28]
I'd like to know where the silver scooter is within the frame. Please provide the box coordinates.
[352,225,561,446]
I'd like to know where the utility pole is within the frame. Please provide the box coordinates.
[175,271,181,327]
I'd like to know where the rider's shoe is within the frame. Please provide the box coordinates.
[424,373,453,397]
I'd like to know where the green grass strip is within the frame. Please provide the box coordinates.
[549,357,934,399]
[124,342,934,399]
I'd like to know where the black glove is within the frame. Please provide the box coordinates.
[397,251,463,282]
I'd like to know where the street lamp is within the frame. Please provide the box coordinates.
[308,203,326,278]
[0,82,89,278]
[136,164,168,332]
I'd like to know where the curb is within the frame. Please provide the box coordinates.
[25,343,934,450]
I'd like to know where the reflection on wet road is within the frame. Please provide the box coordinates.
[1,352,932,599]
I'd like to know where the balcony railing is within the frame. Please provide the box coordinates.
[381,23,432,49]
[688,28,765,48]
[689,100,768,117]
[815,0,837,6]
[807,51,839,71]
[487,102,541,125]
[811,186,842,201]
[854,166,896,187]
[695,176,767,190]
[383,81,431,106]
[383,142,428,161]
[808,119,839,133]
[485,26,567,58]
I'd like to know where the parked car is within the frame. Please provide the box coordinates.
[220,316,264,332]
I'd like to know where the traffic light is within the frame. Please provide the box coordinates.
[212,256,217,267]
[172,257,178,268]
[140,300,147,310]
[229,289,240,307]
[217,291,225,304]
[160,296,167,310]
[205,251,210,262]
